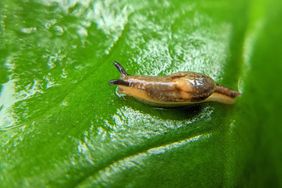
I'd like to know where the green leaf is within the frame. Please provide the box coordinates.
[1,0,281,187]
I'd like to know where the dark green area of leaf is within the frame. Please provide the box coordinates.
[0,0,282,187]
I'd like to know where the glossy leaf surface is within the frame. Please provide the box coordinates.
[0,0,281,187]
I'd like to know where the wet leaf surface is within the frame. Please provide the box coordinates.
[0,0,281,187]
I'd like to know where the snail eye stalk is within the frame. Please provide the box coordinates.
[109,79,130,86]
[113,61,128,77]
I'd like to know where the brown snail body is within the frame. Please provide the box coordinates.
[109,62,240,106]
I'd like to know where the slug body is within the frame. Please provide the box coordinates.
[110,62,240,107]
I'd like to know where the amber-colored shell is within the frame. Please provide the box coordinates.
[110,62,240,106]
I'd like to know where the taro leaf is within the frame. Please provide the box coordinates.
[0,0,282,187]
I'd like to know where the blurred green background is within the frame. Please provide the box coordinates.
[0,0,282,187]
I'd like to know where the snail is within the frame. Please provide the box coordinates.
[109,61,240,107]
